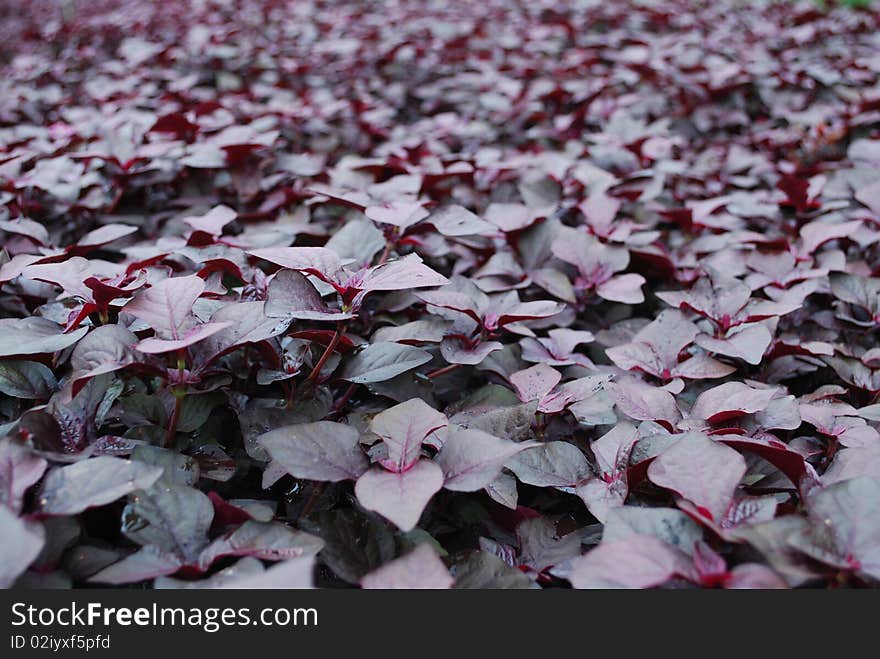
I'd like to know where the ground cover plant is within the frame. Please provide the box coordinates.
[1,0,879,589]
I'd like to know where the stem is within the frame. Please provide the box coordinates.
[297,482,327,522]
[305,323,346,384]
[165,392,184,449]
[425,363,463,379]
[327,382,358,419]
[283,380,297,409]
[377,241,393,265]
[165,350,187,448]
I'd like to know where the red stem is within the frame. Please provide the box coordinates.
[425,363,463,379]
[165,394,183,449]
[297,482,327,522]
[305,323,346,384]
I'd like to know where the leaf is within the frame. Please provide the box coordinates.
[0,360,56,399]
[0,317,88,357]
[134,321,233,354]
[690,382,777,423]
[602,506,703,555]
[88,545,183,585]
[264,270,352,321]
[341,342,432,383]
[607,379,680,425]
[510,364,561,402]
[794,476,880,580]
[248,246,344,284]
[176,392,226,433]
[596,273,646,304]
[506,442,592,488]
[354,460,444,531]
[0,507,45,588]
[300,509,395,584]
[451,551,536,589]
[182,204,237,235]
[450,400,537,441]
[370,398,448,472]
[40,457,163,515]
[568,534,697,589]
[324,219,385,267]
[517,517,582,573]
[196,301,293,364]
[353,254,448,294]
[122,483,214,563]
[0,440,47,514]
[695,323,772,365]
[436,427,537,492]
[124,274,207,339]
[657,269,750,327]
[69,325,138,393]
[365,200,429,228]
[427,205,495,236]
[360,542,453,589]
[259,421,368,482]
[647,432,746,522]
[213,555,316,589]
[197,520,324,570]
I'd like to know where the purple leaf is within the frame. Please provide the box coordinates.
[436,427,537,492]
[0,440,47,514]
[506,442,591,488]
[0,318,88,357]
[265,270,353,321]
[569,534,697,589]
[370,398,448,473]
[182,205,237,235]
[0,507,45,588]
[39,457,163,515]
[70,325,139,393]
[121,483,214,564]
[792,476,880,580]
[89,546,183,585]
[341,342,432,383]
[647,433,746,522]
[360,543,453,589]
[354,460,444,531]
[248,247,344,285]
[607,378,680,426]
[510,364,561,402]
[123,274,206,338]
[259,421,368,482]
[690,382,777,423]
[135,321,233,354]
[197,520,324,570]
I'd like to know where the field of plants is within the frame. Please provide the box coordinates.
[1,0,879,589]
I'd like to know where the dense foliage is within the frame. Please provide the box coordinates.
[1,0,879,589]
